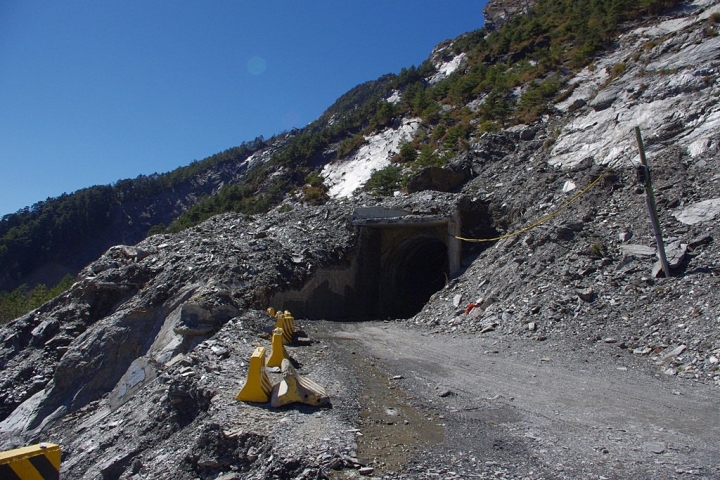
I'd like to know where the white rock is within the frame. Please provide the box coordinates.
[428,53,467,85]
[562,180,577,193]
[659,345,687,365]
[453,294,462,308]
[618,244,656,257]
[322,118,421,198]
[673,198,720,225]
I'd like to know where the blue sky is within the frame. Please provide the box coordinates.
[0,1,487,216]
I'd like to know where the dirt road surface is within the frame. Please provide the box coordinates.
[311,321,720,479]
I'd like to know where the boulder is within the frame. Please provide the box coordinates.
[589,86,622,111]
[172,303,237,337]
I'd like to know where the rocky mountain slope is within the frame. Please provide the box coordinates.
[1,0,719,478]
[0,135,286,293]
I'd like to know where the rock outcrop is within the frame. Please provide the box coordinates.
[484,0,537,31]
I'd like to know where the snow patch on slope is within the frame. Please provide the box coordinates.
[428,53,467,85]
[322,118,421,198]
[386,90,402,105]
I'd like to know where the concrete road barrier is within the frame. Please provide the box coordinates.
[236,347,273,403]
[275,311,295,344]
[266,328,288,368]
[271,358,329,408]
[0,443,61,480]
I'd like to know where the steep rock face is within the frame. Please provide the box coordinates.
[322,118,421,198]
[483,0,537,31]
[551,4,720,169]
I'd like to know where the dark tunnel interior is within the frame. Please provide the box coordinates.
[270,220,458,321]
[380,235,449,319]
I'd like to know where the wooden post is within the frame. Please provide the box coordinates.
[634,127,670,278]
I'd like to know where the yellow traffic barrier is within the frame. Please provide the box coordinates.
[236,347,273,403]
[267,307,276,317]
[275,311,295,344]
[282,313,294,344]
[0,443,61,480]
[266,328,288,368]
[271,359,329,408]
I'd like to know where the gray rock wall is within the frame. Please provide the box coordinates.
[484,0,537,31]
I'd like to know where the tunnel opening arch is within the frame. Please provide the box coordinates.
[379,233,449,319]
[270,207,461,320]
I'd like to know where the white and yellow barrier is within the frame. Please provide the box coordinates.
[0,443,61,480]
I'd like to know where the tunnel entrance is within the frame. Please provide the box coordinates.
[271,207,461,320]
[380,234,448,318]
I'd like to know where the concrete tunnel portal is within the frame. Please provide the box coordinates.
[271,207,461,320]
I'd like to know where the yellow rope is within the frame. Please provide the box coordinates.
[454,168,613,243]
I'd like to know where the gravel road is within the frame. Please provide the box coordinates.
[314,321,720,479]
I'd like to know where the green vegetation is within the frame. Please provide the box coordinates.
[147,223,167,236]
[0,185,114,290]
[515,75,561,123]
[610,63,627,78]
[337,133,367,158]
[416,145,444,168]
[301,172,329,205]
[392,142,418,164]
[365,165,403,196]
[0,274,75,325]
[590,241,607,258]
